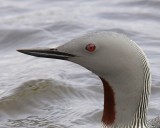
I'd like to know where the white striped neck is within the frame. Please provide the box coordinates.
[99,56,151,128]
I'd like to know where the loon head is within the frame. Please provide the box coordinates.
[17,31,151,127]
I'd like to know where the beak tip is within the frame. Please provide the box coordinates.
[17,49,27,54]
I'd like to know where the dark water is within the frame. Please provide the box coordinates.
[0,0,160,128]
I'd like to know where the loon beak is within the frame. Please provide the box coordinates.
[17,48,76,60]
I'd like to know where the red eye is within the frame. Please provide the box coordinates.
[86,43,96,52]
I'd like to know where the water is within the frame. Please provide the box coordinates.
[0,0,160,128]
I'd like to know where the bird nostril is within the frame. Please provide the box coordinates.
[50,48,57,51]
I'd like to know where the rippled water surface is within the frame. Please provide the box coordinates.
[0,0,160,128]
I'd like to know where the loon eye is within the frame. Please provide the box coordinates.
[85,43,96,52]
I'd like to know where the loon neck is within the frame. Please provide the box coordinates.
[99,66,151,128]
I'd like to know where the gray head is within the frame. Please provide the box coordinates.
[18,31,151,127]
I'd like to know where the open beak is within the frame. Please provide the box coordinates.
[17,48,75,60]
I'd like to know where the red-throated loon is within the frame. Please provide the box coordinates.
[17,31,160,128]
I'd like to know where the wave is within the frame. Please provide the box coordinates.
[0,79,103,124]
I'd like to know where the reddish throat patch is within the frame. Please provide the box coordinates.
[99,77,116,125]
